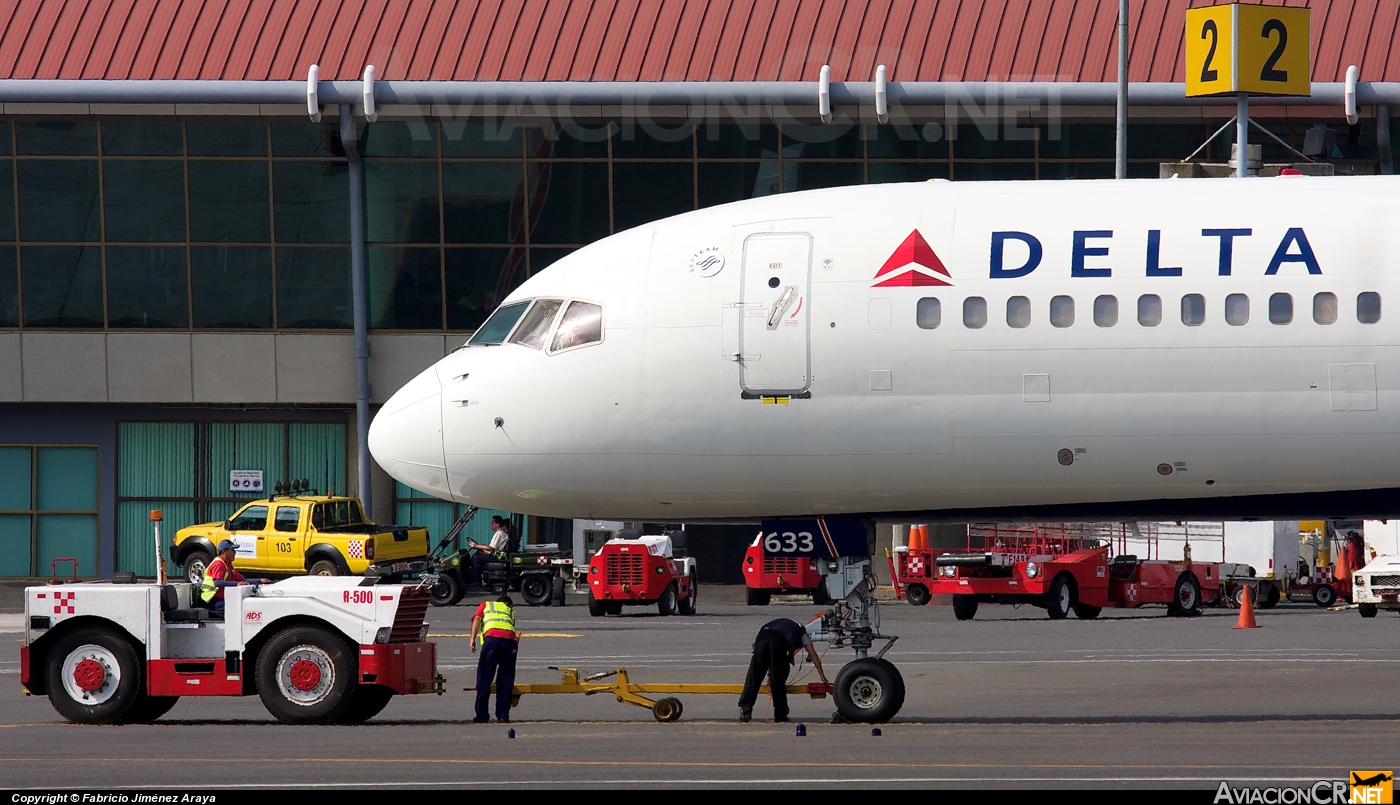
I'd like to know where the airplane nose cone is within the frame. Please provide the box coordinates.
[369,367,449,498]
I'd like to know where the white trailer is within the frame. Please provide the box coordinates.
[21,577,443,725]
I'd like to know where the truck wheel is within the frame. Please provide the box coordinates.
[657,584,679,616]
[906,584,931,607]
[604,601,623,616]
[678,575,698,616]
[745,587,771,606]
[45,627,144,724]
[833,658,905,724]
[1171,573,1202,616]
[256,626,355,725]
[520,575,552,607]
[551,575,567,606]
[309,559,341,577]
[430,572,463,608]
[811,584,830,606]
[1046,574,1075,620]
[1261,585,1281,609]
[121,694,179,723]
[587,594,606,616]
[1314,584,1337,608]
[1359,603,1379,618]
[1073,603,1102,620]
[183,550,212,585]
[951,595,978,620]
[334,686,394,724]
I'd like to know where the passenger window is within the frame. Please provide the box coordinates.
[1006,296,1031,328]
[1313,292,1337,325]
[1137,295,1162,327]
[1094,295,1118,327]
[963,297,987,329]
[508,299,564,350]
[469,300,530,345]
[1050,295,1074,328]
[1225,293,1249,326]
[1181,294,1205,326]
[1269,293,1293,325]
[274,506,301,532]
[551,301,604,352]
[916,297,941,329]
[1358,291,1382,324]
[228,505,268,532]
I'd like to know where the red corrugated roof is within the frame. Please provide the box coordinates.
[0,0,1393,82]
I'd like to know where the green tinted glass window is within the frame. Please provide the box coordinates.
[529,162,609,244]
[698,162,776,208]
[188,161,270,242]
[102,160,186,242]
[0,248,16,328]
[367,246,443,329]
[442,121,523,158]
[276,247,351,328]
[0,447,31,510]
[696,124,779,159]
[0,160,14,241]
[102,121,184,156]
[0,514,31,577]
[187,121,267,156]
[191,246,273,328]
[442,162,526,244]
[529,125,610,159]
[18,160,101,241]
[20,246,104,327]
[0,122,10,155]
[365,162,440,243]
[105,246,189,328]
[273,161,349,243]
[612,123,693,159]
[787,161,863,191]
[446,247,524,331]
[38,514,97,578]
[868,161,950,183]
[270,122,343,158]
[37,447,98,510]
[15,121,98,156]
[612,162,694,231]
[360,121,438,157]
[783,125,863,159]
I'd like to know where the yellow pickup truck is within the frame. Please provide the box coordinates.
[170,494,430,583]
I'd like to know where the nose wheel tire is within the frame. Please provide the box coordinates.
[906,584,931,607]
[257,626,355,724]
[652,697,684,722]
[46,628,143,724]
[833,658,905,724]
[1045,575,1074,620]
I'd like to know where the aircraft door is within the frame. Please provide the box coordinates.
[740,232,812,395]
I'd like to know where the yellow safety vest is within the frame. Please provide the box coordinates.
[479,601,516,637]
[199,557,230,603]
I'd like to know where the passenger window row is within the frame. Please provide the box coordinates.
[915,292,1382,330]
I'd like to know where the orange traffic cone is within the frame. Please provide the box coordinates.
[1233,584,1260,629]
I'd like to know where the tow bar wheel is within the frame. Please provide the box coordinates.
[46,627,143,724]
[652,696,684,722]
[257,625,355,724]
[833,658,905,724]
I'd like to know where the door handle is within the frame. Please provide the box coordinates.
[767,286,797,329]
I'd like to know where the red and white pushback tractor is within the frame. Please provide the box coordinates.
[21,576,443,725]
[587,531,698,616]
[742,532,830,605]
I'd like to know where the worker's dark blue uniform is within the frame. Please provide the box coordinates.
[738,618,811,722]
[473,601,519,723]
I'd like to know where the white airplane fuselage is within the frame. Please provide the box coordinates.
[370,176,1400,521]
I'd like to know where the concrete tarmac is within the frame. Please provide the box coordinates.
[2,586,1398,789]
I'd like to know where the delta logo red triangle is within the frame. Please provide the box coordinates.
[872,230,953,287]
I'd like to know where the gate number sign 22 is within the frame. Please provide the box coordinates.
[765,531,815,553]
[1185,4,1310,98]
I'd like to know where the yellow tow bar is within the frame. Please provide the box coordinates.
[468,666,832,722]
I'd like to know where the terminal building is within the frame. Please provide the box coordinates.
[0,0,1396,579]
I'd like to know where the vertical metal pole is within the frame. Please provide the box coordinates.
[1115,0,1129,179]
[341,105,372,516]
[1236,93,1249,178]
[1379,105,1394,175]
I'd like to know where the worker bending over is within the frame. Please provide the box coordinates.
[738,617,828,723]
[471,594,521,723]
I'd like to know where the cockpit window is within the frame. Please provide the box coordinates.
[508,299,563,350]
[468,301,530,345]
[550,301,604,352]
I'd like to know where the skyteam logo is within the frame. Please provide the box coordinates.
[872,231,952,287]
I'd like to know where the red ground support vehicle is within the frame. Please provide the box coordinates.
[890,524,1223,619]
[742,534,830,605]
[1290,566,1353,608]
[587,532,698,616]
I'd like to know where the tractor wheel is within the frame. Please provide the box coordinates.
[1231,586,1247,608]
[811,584,830,606]
[678,574,698,616]
[46,627,144,724]
[587,594,606,617]
[1314,584,1337,608]
[256,625,356,725]
[652,697,684,722]
[604,601,623,615]
[182,550,212,586]
[308,559,341,577]
[1170,573,1202,616]
[906,584,931,607]
[430,572,464,608]
[657,583,679,616]
[1046,574,1075,620]
[121,694,180,724]
[1359,603,1379,618]
[1073,603,1102,620]
[333,686,395,724]
[951,595,978,620]
[833,658,905,724]
[551,575,567,607]
[745,587,771,606]
[520,574,552,607]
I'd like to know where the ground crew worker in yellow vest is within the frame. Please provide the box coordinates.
[470,594,521,723]
[199,539,267,612]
